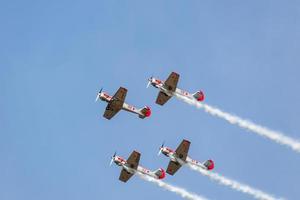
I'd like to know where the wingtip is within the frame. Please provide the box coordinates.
[182,139,191,144]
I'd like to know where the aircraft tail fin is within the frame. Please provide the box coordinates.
[153,168,166,179]
[138,106,151,119]
[193,90,205,101]
[203,159,214,170]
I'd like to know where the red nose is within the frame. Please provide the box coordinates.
[158,168,166,179]
[197,91,205,101]
[145,106,151,117]
[207,160,214,170]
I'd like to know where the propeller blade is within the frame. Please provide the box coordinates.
[110,151,116,166]
[95,88,103,102]
[158,141,165,156]
[146,76,153,88]
[95,94,100,102]
[158,149,162,156]
[146,80,151,88]
[109,157,114,166]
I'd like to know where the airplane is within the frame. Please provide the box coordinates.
[147,72,205,106]
[110,150,166,182]
[95,87,151,120]
[158,139,214,175]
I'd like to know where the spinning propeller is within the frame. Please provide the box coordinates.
[95,87,103,102]
[146,76,153,88]
[109,151,116,166]
[158,141,165,156]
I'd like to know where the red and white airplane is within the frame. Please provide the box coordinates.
[95,87,151,120]
[110,151,166,182]
[147,72,205,105]
[158,139,214,175]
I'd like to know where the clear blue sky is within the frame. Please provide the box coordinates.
[1,1,300,200]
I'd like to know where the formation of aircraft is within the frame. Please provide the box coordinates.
[111,140,214,182]
[110,150,166,182]
[97,72,214,183]
[158,139,214,175]
[95,72,204,119]
[95,87,151,120]
[147,72,205,105]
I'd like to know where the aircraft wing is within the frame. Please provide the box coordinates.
[126,150,140,170]
[155,72,179,105]
[156,91,172,105]
[112,87,127,101]
[119,168,134,182]
[118,151,140,182]
[103,100,122,119]
[166,160,182,175]
[175,139,190,161]
[103,87,127,120]
[164,72,179,92]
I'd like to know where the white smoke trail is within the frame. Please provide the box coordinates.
[187,164,281,200]
[174,94,300,153]
[137,172,209,200]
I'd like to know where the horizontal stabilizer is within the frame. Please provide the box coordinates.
[153,168,166,179]
[203,159,214,170]
[193,90,205,101]
[139,106,151,119]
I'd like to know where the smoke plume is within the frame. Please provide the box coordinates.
[137,172,209,200]
[174,94,300,153]
[187,164,282,200]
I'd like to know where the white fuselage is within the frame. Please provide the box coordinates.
[160,147,208,170]
[113,156,161,179]
[98,92,145,116]
[149,78,197,100]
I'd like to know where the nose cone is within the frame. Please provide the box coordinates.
[162,148,169,156]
